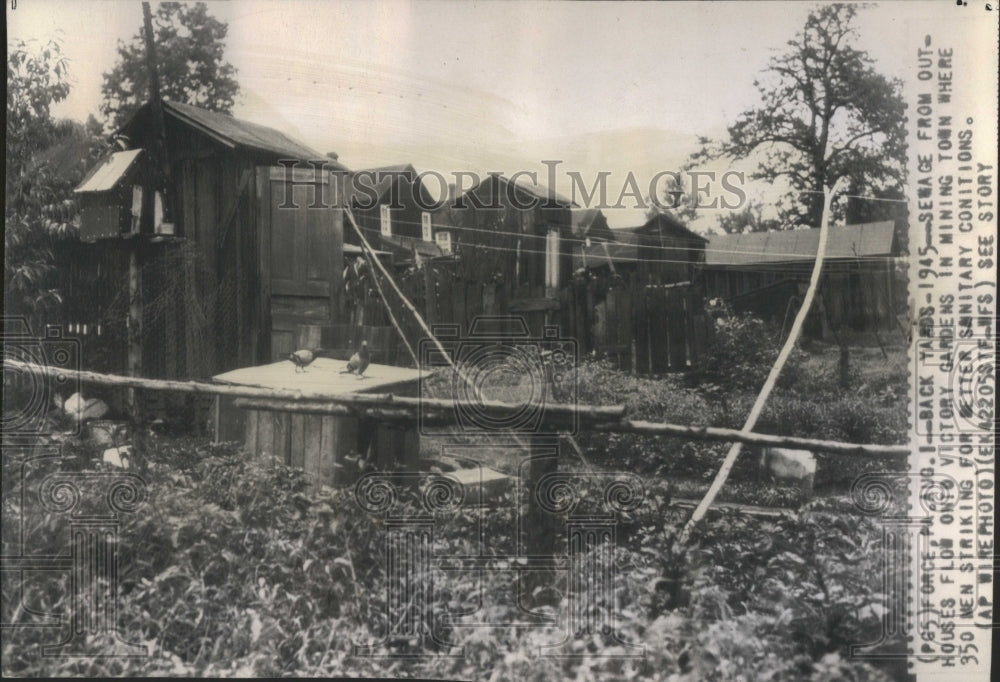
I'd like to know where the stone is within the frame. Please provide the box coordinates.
[760,447,816,496]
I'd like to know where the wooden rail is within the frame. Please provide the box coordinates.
[4,359,909,458]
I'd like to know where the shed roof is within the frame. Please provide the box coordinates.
[704,221,896,266]
[123,100,329,162]
[74,149,144,193]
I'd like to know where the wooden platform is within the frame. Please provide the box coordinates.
[213,357,425,394]
[213,359,425,486]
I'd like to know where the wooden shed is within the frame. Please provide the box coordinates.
[70,99,348,383]
[700,220,900,337]
[347,164,442,261]
[445,175,577,335]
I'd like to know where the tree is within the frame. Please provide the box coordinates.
[689,3,906,230]
[100,2,239,130]
[715,200,781,235]
[5,38,85,326]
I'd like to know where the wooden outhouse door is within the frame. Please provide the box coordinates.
[257,166,344,361]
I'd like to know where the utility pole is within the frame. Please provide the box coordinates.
[126,1,164,421]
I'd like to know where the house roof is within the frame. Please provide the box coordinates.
[704,220,896,266]
[570,208,614,241]
[511,176,576,207]
[122,100,329,162]
[348,164,429,207]
[74,149,144,193]
[459,174,577,209]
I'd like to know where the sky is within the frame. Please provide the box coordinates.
[5,1,985,228]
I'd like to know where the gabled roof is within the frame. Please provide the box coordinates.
[122,100,328,162]
[570,208,614,241]
[459,174,577,209]
[704,221,896,266]
[510,176,576,207]
[348,164,428,207]
[74,149,144,193]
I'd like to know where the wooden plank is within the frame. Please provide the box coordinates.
[274,412,291,465]
[650,289,671,373]
[256,168,273,365]
[257,411,275,463]
[508,297,561,312]
[245,409,260,457]
[303,415,323,481]
[271,279,331,297]
[290,414,306,469]
[667,288,688,370]
[319,415,337,485]
[215,395,246,443]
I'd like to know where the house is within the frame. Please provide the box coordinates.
[346,164,445,267]
[71,99,347,380]
[616,213,709,286]
[445,174,577,334]
[700,220,900,336]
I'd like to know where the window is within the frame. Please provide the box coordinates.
[545,228,559,289]
[380,204,391,236]
[421,212,433,241]
[435,230,452,255]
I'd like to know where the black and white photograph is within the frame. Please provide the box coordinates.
[3,1,996,679]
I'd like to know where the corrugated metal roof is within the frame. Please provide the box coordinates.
[704,221,896,266]
[74,149,143,193]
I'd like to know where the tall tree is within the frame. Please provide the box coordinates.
[100,2,239,130]
[689,3,906,230]
[6,38,92,325]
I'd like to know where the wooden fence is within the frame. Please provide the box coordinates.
[559,278,712,374]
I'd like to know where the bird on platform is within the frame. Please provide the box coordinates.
[340,340,370,379]
[288,348,335,372]
[289,349,317,372]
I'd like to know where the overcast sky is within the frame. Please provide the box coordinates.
[6,1,989,227]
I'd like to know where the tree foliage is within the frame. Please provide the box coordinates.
[689,3,906,230]
[100,2,239,130]
[6,39,101,325]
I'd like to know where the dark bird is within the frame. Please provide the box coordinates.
[340,340,370,378]
[288,348,335,372]
[289,349,317,372]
